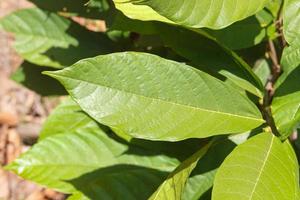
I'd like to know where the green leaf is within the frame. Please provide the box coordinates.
[113,0,270,29]
[108,12,265,96]
[10,62,66,96]
[39,98,98,140]
[283,0,300,45]
[157,25,263,97]
[0,8,116,68]
[67,192,88,200]
[212,133,299,200]
[204,13,270,50]
[113,1,173,25]
[6,121,179,194]
[183,171,215,200]
[278,0,300,88]
[149,142,212,200]
[266,0,282,17]
[45,52,264,141]
[253,59,271,86]
[272,66,300,139]
[40,97,203,159]
[69,165,168,200]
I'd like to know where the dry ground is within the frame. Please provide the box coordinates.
[0,0,65,199]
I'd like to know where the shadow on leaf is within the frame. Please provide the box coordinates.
[275,66,300,97]
[68,164,168,200]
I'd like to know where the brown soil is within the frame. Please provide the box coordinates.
[0,0,65,199]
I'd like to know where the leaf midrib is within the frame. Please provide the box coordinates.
[13,33,71,47]
[53,73,264,123]
[248,136,274,200]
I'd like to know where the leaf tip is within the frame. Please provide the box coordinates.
[3,162,18,172]
[42,70,56,77]
[42,70,64,81]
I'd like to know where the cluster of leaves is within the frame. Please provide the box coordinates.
[1,0,300,199]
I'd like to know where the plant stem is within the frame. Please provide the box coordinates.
[261,34,284,136]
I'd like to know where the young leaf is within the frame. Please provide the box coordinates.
[45,52,264,141]
[212,133,299,200]
[149,142,212,200]
[6,122,179,195]
[0,8,116,68]
[113,0,270,29]
[283,0,300,45]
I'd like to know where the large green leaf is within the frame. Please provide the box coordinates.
[40,97,204,160]
[45,52,264,141]
[113,0,270,29]
[283,0,300,45]
[6,121,179,195]
[272,66,300,139]
[108,14,264,96]
[212,133,299,200]
[149,142,212,200]
[38,98,220,200]
[0,8,116,68]
[157,25,263,97]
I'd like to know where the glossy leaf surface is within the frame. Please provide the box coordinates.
[213,133,299,200]
[46,52,264,141]
[113,0,270,29]
[157,25,264,97]
[39,98,97,140]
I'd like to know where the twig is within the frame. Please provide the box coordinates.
[268,40,281,85]
[261,16,285,137]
